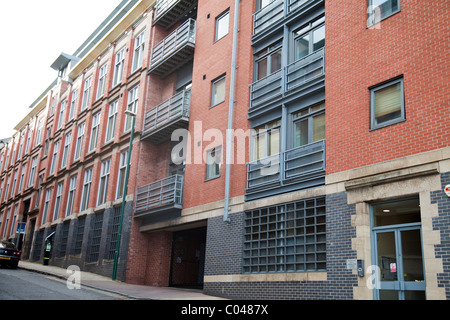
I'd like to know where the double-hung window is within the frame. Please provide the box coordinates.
[105,100,118,142]
[125,86,139,131]
[97,159,111,205]
[81,76,92,111]
[113,48,125,87]
[69,89,78,121]
[61,132,71,168]
[132,31,145,72]
[74,122,85,161]
[65,175,77,217]
[116,150,128,199]
[42,188,52,224]
[49,141,60,175]
[367,0,400,26]
[28,156,38,187]
[53,182,64,221]
[89,113,101,152]
[80,168,93,211]
[370,76,405,130]
[254,41,282,81]
[57,100,66,130]
[96,64,108,99]
[294,16,325,61]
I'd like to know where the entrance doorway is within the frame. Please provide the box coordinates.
[170,227,207,288]
[371,197,426,300]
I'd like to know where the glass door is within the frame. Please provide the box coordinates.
[371,197,426,300]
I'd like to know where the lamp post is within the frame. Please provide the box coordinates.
[112,109,136,281]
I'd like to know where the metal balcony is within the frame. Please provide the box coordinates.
[142,89,190,143]
[135,174,184,218]
[149,18,196,78]
[253,0,321,36]
[153,0,198,29]
[249,47,324,114]
[246,140,325,200]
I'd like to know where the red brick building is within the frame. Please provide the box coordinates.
[1,0,449,300]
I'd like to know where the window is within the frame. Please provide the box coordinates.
[292,103,325,147]
[69,89,78,121]
[2,209,10,239]
[105,100,118,142]
[28,156,38,187]
[211,75,226,107]
[53,182,64,221]
[132,31,145,72]
[41,188,52,224]
[65,175,77,217]
[80,168,93,211]
[113,48,125,87]
[35,119,44,147]
[89,113,101,152]
[370,77,405,129]
[116,150,128,199]
[367,0,400,26]
[96,64,108,99]
[215,10,230,41]
[206,146,222,180]
[10,205,18,237]
[57,100,66,130]
[255,41,282,81]
[125,86,139,131]
[97,159,111,205]
[257,0,272,10]
[243,197,326,273]
[81,76,92,111]
[49,141,60,175]
[18,165,25,192]
[294,16,325,60]
[74,122,85,161]
[61,132,71,168]
[251,120,280,161]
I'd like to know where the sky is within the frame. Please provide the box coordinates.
[0,0,122,139]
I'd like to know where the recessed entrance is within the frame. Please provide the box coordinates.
[371,197,426,300]
[169,227,207,289]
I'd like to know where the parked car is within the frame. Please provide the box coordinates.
[0,241,21,269]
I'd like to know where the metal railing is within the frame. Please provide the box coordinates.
[135,175,184,213]
[143,89,191,136]
[246,140,325,191]
[249,47,324,110]
[149,18,196,70]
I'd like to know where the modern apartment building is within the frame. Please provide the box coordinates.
[0,0,448,300]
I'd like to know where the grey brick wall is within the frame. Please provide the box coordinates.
[431,172,450,299]
[204,193,358,299]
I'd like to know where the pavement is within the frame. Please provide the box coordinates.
[18,260,227,300]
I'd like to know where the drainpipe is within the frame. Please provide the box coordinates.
[224,0,240,223]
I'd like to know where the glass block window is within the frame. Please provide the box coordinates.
[243,197,326,273]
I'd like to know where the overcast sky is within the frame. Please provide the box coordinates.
[0,0,121,139]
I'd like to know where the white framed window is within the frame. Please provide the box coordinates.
[52,182,64,221]
[57,100,66,130]
[61,132,71,168]
[125,86,139,131]
[41,188,52,224]
[116,150,128,199]
[105,100,118,142]
[211,75,226,107]
[69,89,78,121]
[132,31,145,72]
[10,205,18,237]
[74,122,85,161]
[35,119,44,147]
[81,76,92,111]
[49,140,60,175]
[96,64,108,99]
[206,146,222,180]
[65,175,77,217]
[113,48,125,87]
[370,76,405,130]
[215,9,230,41]
[3,208,10,238]
[89,113,101,152]
[18,165,25,193]
[97,159,111,205]
[28,156,38,187]
[80,168,93,211]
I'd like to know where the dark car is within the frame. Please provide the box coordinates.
[0,241,21,269]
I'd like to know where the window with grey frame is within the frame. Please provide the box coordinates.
[254,41,282,81]
[370,76,405,130]
[211,75,226,107]
[206,146,222,180]
[293,16,325,61]
[243,197,326,273]
[292,102,325,148]
[367,0,400,26]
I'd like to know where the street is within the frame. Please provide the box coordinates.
[0,267,128,300]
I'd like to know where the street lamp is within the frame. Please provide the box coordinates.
[112,109,136,281]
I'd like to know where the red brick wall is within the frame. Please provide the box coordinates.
[325,0,449,174]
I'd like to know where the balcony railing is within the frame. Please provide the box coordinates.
[142,89,191,143]
[249,47,324,112]
[253,0,318,36]
[154,0,198,29]
[246,140,325,193]
[149,18,196,78]
[135,175,184,218]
